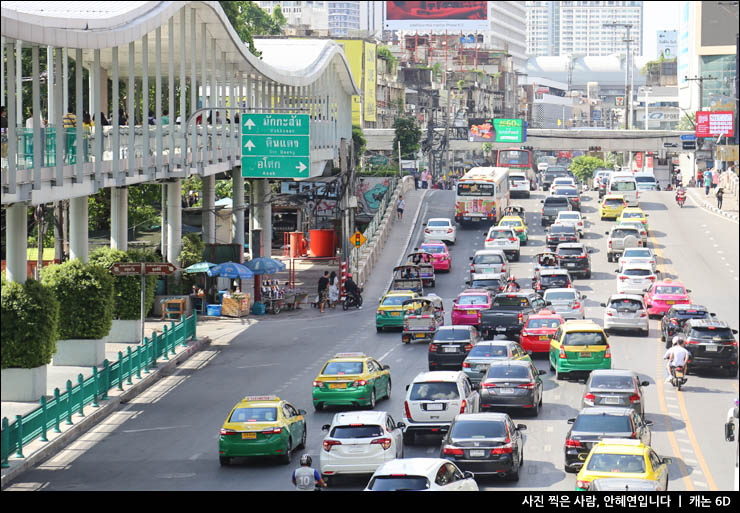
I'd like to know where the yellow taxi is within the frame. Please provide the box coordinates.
[312,352,391,410]
[575,439,672,491]
[376,291,420,332]
[549,320,611,380]
[218,395,307,466]
[600,195,627,220]
[617,207,649,231]
[498,215,529,245]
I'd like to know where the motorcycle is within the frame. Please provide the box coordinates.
[670,365,688,391]
[676,193,686,208]
[342,286,364,310]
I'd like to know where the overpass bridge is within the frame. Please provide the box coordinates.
[364,128,696,153]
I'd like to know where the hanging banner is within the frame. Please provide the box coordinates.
[337,39,365,126]
[364,42,377,123]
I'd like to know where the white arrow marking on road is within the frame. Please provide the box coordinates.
[244,118,256,130]
[296,161,307,173]
[244,140,255,151]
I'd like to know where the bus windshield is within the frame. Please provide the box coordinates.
[457,182,494,197]
[498,150,530,166]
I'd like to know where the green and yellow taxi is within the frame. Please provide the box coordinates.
[312,352,392,411]
[376,291,420,331]
[549,320,612,379]
[218,395,307,466]
[600,195,627,220]
[498,215,529,245]
[616,207,649,231]
[575,439,671,491]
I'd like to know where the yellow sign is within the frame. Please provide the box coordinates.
[337,40,364,126]
[364,42,377,123]
[351,231,367,248]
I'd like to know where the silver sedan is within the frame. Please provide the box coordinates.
[542,288,587,320]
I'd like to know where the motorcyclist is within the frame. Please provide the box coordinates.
[663,335,690,383]
[675,185,687,205]
[344,273,361,303]
[505,275,521,292]
[292,454,327,491]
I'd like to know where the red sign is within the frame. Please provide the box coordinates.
[696,111,734,138]
[144,263,177,275]
[635,152,643,169]
[110,263,143,276]
[646,155,654,169]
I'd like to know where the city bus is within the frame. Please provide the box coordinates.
[496,148,537,189]
[454,167,510,226]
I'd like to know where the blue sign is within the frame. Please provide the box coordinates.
[680,134,696,141]
[592,110,602,121]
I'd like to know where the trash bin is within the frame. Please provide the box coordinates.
[206,304,222,316]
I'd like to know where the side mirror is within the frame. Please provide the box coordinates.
[469,256,474,261]
[538,369,547,375]
[686,289,692,293]
[662,457,673,465]
[587,248,595,253]
[396,422,406,430]
[464,471,475,481]
[545,301,553,306]
[645,420,654,427]
[383,365,391,370]
[614,269,620,273]
[540,200,544,203]
[567,418,576,424]
[471,382,481,391]
[605,231,609,235]
[517,424,527,431]
[465,281,471,285]
[600,303,607,307]
[655,270,661,273]
[405,385,410,391]
[711,312,717,317]
[581,295,587,300]
[322,424,331,431]
[733,329,739,335]
[298,409,307,416]
[641,380,650,387]
[726,421,736,442]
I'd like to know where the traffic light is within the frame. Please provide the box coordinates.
[519,145,534,151]
[588,146,602,151]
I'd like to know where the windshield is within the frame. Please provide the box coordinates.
[590,375,635,390]
[509,175,527,182]
[489,229,514,239]
[563,331,607,346]
[540,275,571,287]
[468,345,508,358]
[545,198,569,206]
[623,268,652,276]
[474,254,504,264]
[623,249,651,258]
[587,454,646,473]
[434,329,473,341]
[229,407,277,423]
[421,245,445,254]
[500,220,521,228]
[605,199,625,206]
[558,247,586,256]
[611,181,637,192]
[472,279,504,289]
[457,183,494,197]
[573,415,632,433]
[323,361,364,375]
[635,176,656,183]
[544,291,577,301]
[409,382,460,401]
[551,225,576,234]
[368,476,430,491]
[330,424,383,439]
[450,420,507,439]
[492,296,530,308]
[457,295,488,306]
[499,150,529,165]
[428,220,451,227]
[557,188,578,196]
[485,365,531,379]
[382,295,414,306]
[526,318,562,329]
[609,299,644,311]
[622,212,644,219]
[655,286,686,295]
[689,327,734,340]
[559,213,580,220]
[611,229,639,238]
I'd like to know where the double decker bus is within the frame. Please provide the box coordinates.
[496,148,537,188]
[454,167,510,226]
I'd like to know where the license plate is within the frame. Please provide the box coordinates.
[444,346,458,353]
[426,403,444,411]
[242,432,256,439]
[706,344,718,352]
[566,263,576,267]
[472,218,480,222]
[475,365,487,372]
[579,352,591,358]
[539,335,550,341]
[498,388,514,394]
[666,300,675,305]
[496,327,506,332]
[390,312,400,317]
[603,396,621,404]
[329,383,347,389]
[415,333,426,338]
[469,450,486,458]
[348,445,366,453]
[467,310,478,315]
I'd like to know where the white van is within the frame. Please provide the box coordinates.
[608,174,639,206]
[634,172,658,191]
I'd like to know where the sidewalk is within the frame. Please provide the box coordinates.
[686,186,739,222]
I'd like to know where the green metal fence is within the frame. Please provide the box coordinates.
[1,313,197,467]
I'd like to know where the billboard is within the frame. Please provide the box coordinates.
[468,118,526,143]
[337,40,364,126]
[364,42,377,123]
[657,30,678,59]
[384,1,489,31]
[695,111,734,138]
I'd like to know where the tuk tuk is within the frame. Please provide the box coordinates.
[391,265,424,295]
[503,205,527,223]
[407,251,436,288]
[401,295,445,344]
[532,251,559,287]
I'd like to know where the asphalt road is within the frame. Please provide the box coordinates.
[9,188,739,491]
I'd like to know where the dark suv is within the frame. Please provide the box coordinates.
[541,196,572,226]
[660,305,714,347]
[428,325,481,371]
[547,224,579,250]
[555,243,593,279]
[682,319,738,376]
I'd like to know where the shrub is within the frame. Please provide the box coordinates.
[41,259,114,339]
[1,278,60,369]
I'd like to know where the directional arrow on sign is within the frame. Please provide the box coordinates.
[244,140,255,152]
[244,118,256,130]
[296,161,307,173]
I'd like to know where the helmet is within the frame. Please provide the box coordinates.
[672,335,684,346]
[510,276,516,281]
[300,454,312,466]
[346,273,352,278]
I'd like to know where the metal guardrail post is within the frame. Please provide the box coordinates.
[53,388,62,432]
[92,367,100,408]
[117,352,124,391]
[14,416,24,459]
[1,417,10,468]
[162,326,170,361]
[126,347,134,385]
[65,381,74,425]
[144,337,151,374]
[77,374,85,417]
[102,361,110,400]
[40,396,48,442]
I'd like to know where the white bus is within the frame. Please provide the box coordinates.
[454,167,510,226]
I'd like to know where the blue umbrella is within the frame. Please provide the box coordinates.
[184,261,216,274]
[245,257,287,275]
[207,261,254,279]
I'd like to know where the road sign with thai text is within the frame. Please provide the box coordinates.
[241,113,311,179]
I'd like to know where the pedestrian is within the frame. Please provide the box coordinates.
[161,109,170,125]
[62,105,77,128]
[712,169,719,189]
[318,271,330,313]
[704,169,712,196]
[397,195,406,221]
[716,186,724,210]
[328,271,339,308]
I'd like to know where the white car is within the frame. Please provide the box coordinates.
[538,162,549,172]
[508,172,531,198]
[484,226,521,261]
[402,371,480,445]
[542,288,587,320]
[601,294,650,336]
[615,263,659,294]
[555,211,585,235]
[424,218,456,244]
[551,176,579,193]
[618,248,657,274]
[320,411,405,483]
[364,458,478,491]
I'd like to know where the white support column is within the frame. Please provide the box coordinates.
[6,40,17,195]
[54,47,63,186]
[233,168,245,263]
[202,175,216,244]
[6,203,28,284]
[63,48,69,116]
[189,9,198,168]
[127,41,135,175]
[167,180,182,265]
[260,179,272,258]
[93,49,102,188]
[112,46,120,182]
[16,40,22,124]
[111,186,128,250]
[179,8,187,165]
[168,16,175,162]
[32,45,41,189]
[75,49,83,183]
[201,23,208,162]
[47,47,54,125]
[155,26,163,173]
[69,195,88,262]
[142,34,150,176]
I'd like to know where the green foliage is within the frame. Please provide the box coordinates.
[1,278,60,369]
[41,260,114,339]
[352,125,367,157]
[377,45,398,73]
[89,183,161,233]
[179,233,206,269]
[392,116,422,160]
[219,1,286,57]
[677,111,696,131]
[88,247,157,320]
[570,156,609,183]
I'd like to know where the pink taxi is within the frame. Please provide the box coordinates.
[419,242,451,272]
[451,289,493,328]
[643,279,691,317]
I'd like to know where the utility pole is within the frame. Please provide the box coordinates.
[685,75,717,111]
[603,22,634,129]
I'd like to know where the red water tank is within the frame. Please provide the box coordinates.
[309,229,336,257]
[288,232,305,258]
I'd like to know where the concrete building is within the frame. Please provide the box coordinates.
[257,1,329,32]
[485,1,528,71]
[328,1,361,37]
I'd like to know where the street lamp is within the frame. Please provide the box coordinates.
[639,86,653,130]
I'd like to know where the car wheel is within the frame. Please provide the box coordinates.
[660,331,665,341]
[314,402,323,411]
[555,366,565,380]
[297,426,307,450]
[507,464,520,482]
[376,326,383,333]
[549,357,555,371]
[369,389,377,409]
[585,271,591,279]
[219,456,231,466]
[532,397,541,417]
[431,280,436,287]
[385,379,392,400]
[280,438,293,465]
[564,464,578,474]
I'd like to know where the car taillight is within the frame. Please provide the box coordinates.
[219,428,240,436]
[583,393,595,405]
[685,339,699,345]
[470,265,476,273]
[371,438,392,450]
[352,379,367,387]
[638,240,643,246]
[477,311,482,322]
[559,347,567,359]
[460,399,467,414]
[404,401,412,421]
[619,276,628,281]
[491,444,514,455]
[464,343,474,352]
[486,238,494,243]
[518,312,524,323]
[443,446,465,456]
[501,264,506,272]
[565,439,582,448]
[482,382,497,388]
[521,330,528,337]
[572,302,581,309]
[606,311,614,316]
[608,240,612,248]
[605,345,612,359]
[447,229,454,234]
[509,238,517,242]
[628,393,641,403]
[462,361,471,368]
[517,382,535,389]
[648,276,656,281]
[262,427,283,434]
[424,228,430,233]
[313,381,326,388]
[323,439,342,452]
[577,480,591,489]
[429,343,438,352]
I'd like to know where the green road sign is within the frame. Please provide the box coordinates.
[241,113,311,178]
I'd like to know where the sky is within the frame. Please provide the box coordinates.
[642,1,681,60]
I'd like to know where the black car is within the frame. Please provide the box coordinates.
[541,196,572,226]
[554,186,581,211]
[428,325,481,371]
[480,291,548,340]
[564,407,653,473]
[546,224,579,250]
[581,369,650,417]
[440,412,527,481]
[542,166,569,191]
[478,360,546,416]
[555,243,593,279]
[682,319,739,376]
[660,304,715,347]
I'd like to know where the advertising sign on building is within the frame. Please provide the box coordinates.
[384,1,489,31]
[467,118,526,143]
[635,152,643,169]
[695,111,734,138]
[364,42,377,123]
[657,30,678,59]
[337,39,364,126]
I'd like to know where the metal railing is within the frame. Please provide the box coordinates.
[1,312,197,467]
[350,176,399,273]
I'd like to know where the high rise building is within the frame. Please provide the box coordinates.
[328,1,361,37]
[526,1,644,57]
[257,1,329,32]
[485,1,528,71]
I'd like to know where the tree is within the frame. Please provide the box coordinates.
[570,155,609,184]
[677,111,696,131]
[219,1,287,57]
[352,125,366,158]
[393,116,421,161]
